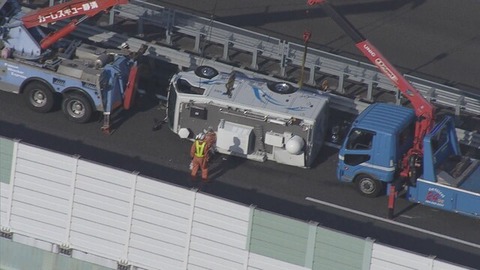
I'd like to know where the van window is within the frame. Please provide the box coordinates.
[167,84,177,129]
[176,79,205,95]
[346,129,374,150]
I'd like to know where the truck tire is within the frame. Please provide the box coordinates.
[23,82,55,113]
[62,94,93,123]
[355,174,384,198]
[194,66,218,79]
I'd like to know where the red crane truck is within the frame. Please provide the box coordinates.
[308,0,480,219]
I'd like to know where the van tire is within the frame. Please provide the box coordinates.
[194,66,218,79]
[267,81,296,94]
[23,81,55,113]
[355,174,384,198]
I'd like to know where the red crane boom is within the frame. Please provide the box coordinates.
[307,0,435,180]
[21,0,128,49]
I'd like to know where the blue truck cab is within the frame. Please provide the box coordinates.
[337,103,415,197]
[337,103,480,218]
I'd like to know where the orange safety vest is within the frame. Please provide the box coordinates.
[194,140,207,158]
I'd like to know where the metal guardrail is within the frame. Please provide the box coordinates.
[20,4,480,149]
[46,20,479,150]
[110,0,480,117]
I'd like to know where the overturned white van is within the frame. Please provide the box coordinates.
[166,66,330,168]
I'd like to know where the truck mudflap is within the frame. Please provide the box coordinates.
[124,63,138,110]
[406,179,480,219]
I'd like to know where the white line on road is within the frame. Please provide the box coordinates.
[305,196,480,249]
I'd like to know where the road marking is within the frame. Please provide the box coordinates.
[305,196,480,249]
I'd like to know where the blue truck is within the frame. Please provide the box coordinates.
[0,0,143,133]
[337,103,480,218]
[310,0,480,218]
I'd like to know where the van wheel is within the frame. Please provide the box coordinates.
[23,82,55,113]
[267,81,296,94]
[355,174,384,198]
[62,94,93,123]
[194,66,218,79]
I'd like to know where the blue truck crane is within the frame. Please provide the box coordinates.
[309,0,480,219]
[0,0,145,133]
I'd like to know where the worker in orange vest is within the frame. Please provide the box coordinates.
[190,133,210,182]
[204,126,217,156]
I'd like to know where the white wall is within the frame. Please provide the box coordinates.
[0,138,472,270]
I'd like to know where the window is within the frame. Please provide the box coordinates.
[176,79,205,95]
[344,154,371,166]
[346,129,375,150]
[399,122,414,148]
[167,84,177,129]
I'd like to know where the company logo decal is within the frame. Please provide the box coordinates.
[425,187,446,207]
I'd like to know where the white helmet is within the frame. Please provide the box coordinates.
[196,133,205,140]
[120,42,130,50]
[206,126,214,133]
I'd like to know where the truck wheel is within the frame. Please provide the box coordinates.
[194,66,218,79]
[355,175,384,198]
[62,94,93,123]
[23,82,55,113]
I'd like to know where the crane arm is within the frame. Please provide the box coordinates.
[308,0,434,123]
[21,0,128,28]
[308,0,435,179]
[21,0,128,50]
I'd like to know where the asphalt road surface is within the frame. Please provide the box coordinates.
[157,0,480,94]
[1,89,479,268]
[3,0,480,268]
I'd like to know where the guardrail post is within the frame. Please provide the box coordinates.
[137,16,144,37]
[456,95,465,116]
[426,87,436,104]
[395,89,402,105]
[280,41,288,77]
[366,82,374,102]
[307,65,315,86]
[223,39,231,61]
[251,50,259,70]
[337,73,346,94]
[109,8,115,25]
[165,10,174,45]
[194,33,203,53]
